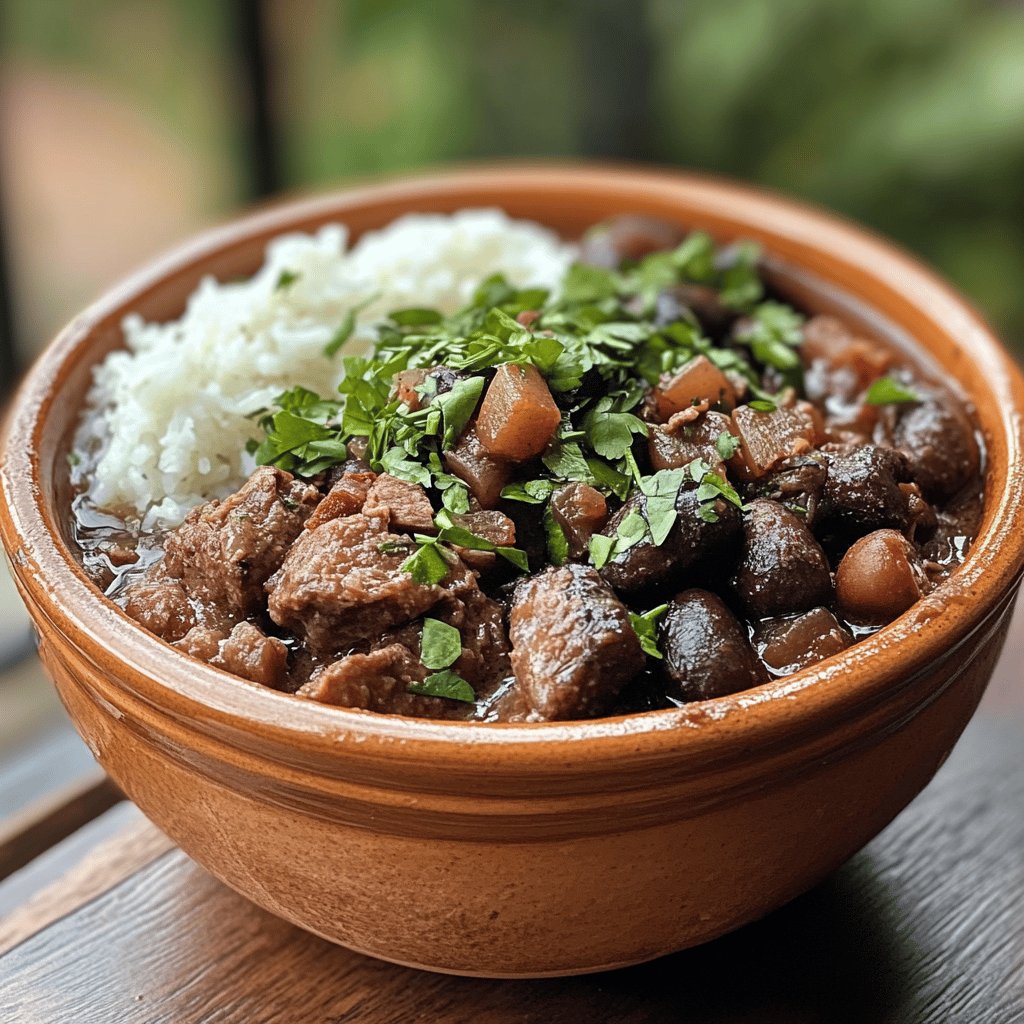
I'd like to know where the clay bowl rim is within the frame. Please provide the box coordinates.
[2,162,1023,780]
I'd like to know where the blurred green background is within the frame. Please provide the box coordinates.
[1,0,1022,363]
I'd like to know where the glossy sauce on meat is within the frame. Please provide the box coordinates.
[70,216,986,722]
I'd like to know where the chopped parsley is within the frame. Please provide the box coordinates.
[408,670,476,703]
[250,228,816,583]
[274,269,300,291]
[629,604,670,659]
[420,617,462,671]
[866,376,921,406]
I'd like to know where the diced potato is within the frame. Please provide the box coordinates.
[654,355,737,420]
[731,402,820,479]
[444,425,513,510]
[477,363,561,462]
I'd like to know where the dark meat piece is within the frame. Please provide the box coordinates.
[755,608,852,677]
[732,499,832,619]
[579,215,684,269]
[820,445,913,535]
[437,588,513,698]
[835,529,931,626]
[747,453,828,528]
[884,388,981,501]
[218,622,290,688]
[506,564,644,721]
[362,473,437,534]
[599,484,742,594]
[305,467,376,530]
[266,514,451,654]
[446,510,517,572]
[549,483,608,560]
[659,590,764,702]
[298,644,469,719]
[647,410,735,472]
[174,621,290,689]
[162,466,320,620]
[295,582,510,718]
[121,574,195,642]
[444,424,513,510]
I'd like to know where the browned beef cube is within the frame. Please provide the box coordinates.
[217,621,290,689]
[507,564,644,721]
[162,466,320,620]
[732,499,833,619]
[362,473,437,534]
[265,514,450,654]
[298,644,474,720]
[305,468,376,531]
[821,444,913,535]
[121,574,195,642]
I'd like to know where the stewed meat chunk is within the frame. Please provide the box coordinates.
[266,514,453,655]
[599,484,741,593]
[659,590,763,702]
[506,564,644,721]
[821,445,914,535]
[80,212,984,722]
[163,466,320,620]
[732,499,832,619]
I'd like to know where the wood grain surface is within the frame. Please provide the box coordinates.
[1,712,1022,1024]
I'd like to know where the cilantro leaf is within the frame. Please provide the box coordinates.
[400,539,452,586]
[275,269,300,291]
[543,502,570,567]
[629,604,669,659]
[715,431,741,461]
[865,376,921,406]
[408,670,476,703]
[588,533,617,569]
[420,618,462,671]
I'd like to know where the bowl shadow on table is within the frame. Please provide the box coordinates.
[382,858,909,1024]
[597,859,907,1023]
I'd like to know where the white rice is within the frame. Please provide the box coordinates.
[75,209,576,530]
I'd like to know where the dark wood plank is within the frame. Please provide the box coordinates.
[0,770,120,881]
[1,713,1022,1023]
[0,801,169,925]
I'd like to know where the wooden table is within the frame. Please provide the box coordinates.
[1,694,1022,1021]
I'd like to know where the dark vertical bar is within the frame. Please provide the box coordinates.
[577,0,657,162]
[230,0,283,200]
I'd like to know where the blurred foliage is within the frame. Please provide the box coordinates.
[3,0,1023,343]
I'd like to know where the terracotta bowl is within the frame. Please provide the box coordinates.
[2,166,1023,978]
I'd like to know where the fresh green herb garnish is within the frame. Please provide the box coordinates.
[275,269,300,291]
[865,376,921,406]
[408,670,476,703]
[400,538,453,586]
[420,617,462,671]
[715,431,741,461]
[629,604,670,659]
[543,502,570,567]
[252,229,812,582]
[733,302,803,374]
